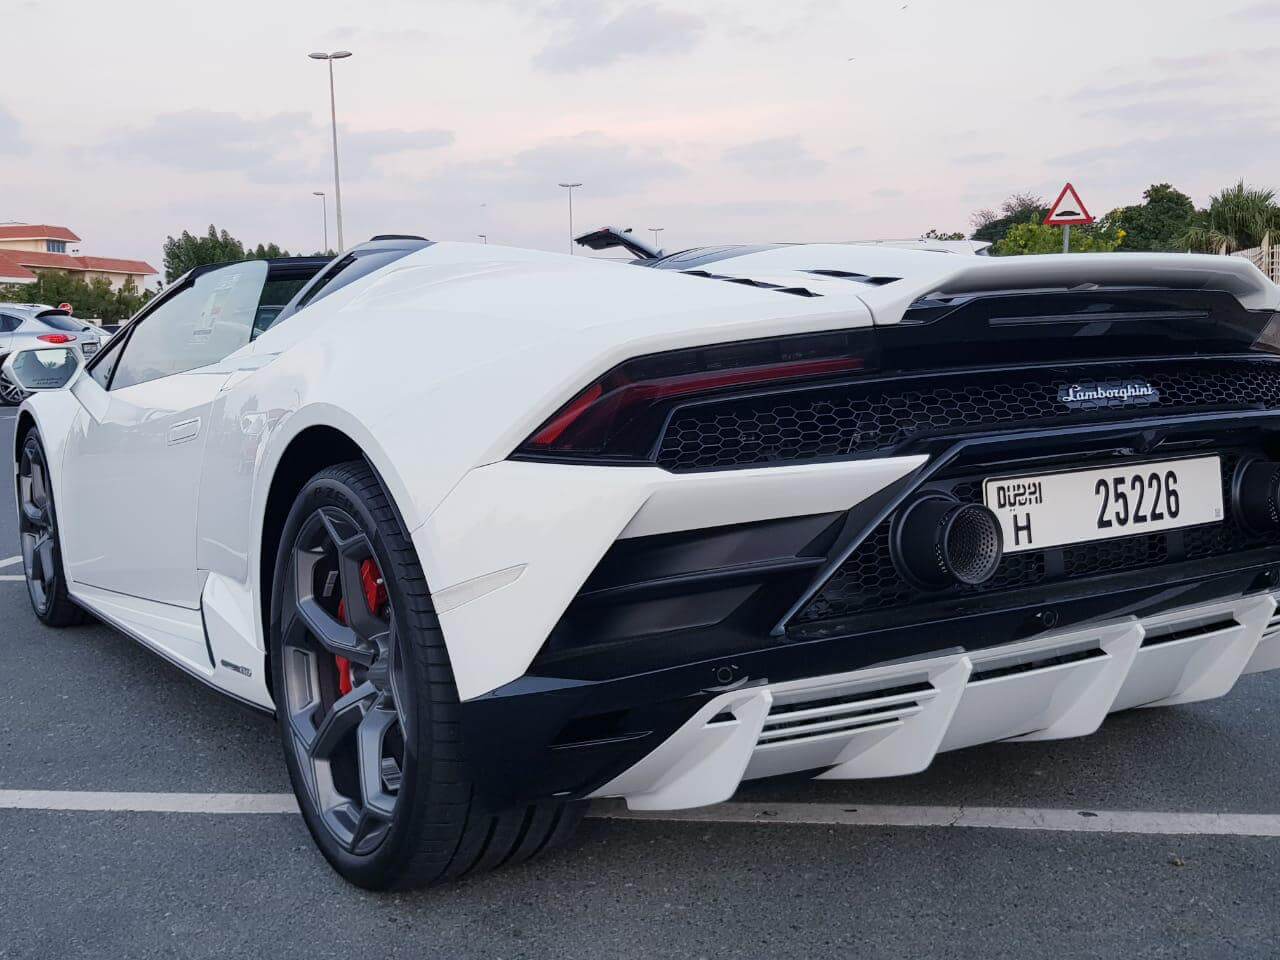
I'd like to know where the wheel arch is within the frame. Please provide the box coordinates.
[256,424,366,681]
[14,409,36,460]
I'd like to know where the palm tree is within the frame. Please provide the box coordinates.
[1182,181,1280,253]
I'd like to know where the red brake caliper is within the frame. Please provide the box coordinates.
[334,558,388,696]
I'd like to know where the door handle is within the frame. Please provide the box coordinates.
[167,418,201,445]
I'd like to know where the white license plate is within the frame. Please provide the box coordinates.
[983,456,1223,554]
[81,342,98,355]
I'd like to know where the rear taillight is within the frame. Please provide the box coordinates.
[37,334,75,344]
[515,330,876,463]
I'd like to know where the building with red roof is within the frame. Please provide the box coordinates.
[0,224,157,291]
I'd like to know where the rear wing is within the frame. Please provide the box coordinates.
[855,252,1280,326]
[574,226,660,260]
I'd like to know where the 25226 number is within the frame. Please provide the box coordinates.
[1095,471,1180,530]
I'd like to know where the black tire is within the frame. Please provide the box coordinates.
[269,460,583,890]
[17,431,90,626]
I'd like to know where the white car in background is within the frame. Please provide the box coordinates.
[7,235,1280,891]
[0,303,107,404]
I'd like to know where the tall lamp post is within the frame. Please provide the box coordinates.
[558,182,582,254]
[312,191,328,253]
[308,49,353,253]
[477,233,488,244]
[649,226,664,250]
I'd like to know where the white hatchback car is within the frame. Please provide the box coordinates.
[0,303,107,404]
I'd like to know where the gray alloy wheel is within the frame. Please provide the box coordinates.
[278,504,411,856]
[0,370,27,406]
[271,461,584,890]
[17,432,88,626]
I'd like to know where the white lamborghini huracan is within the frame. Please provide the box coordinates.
[10,233,1280,889]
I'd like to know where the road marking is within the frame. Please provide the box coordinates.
[0,790,299,814]
[0,555,22,568]
[0,575,25,582]
[594,801,1280,837]
[1,790,1279,838]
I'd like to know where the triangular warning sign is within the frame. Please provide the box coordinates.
[1044,183,1094,226]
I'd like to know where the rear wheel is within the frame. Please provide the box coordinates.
[18,431,89,626]
[270,461,583,889]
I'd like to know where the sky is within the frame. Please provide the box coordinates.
[0,0,1277,273]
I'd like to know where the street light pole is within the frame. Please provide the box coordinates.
[558,182,582,254]
[477,233,487,244]
[649,227,664,250]
[309,50,352,253]
[312,191,328,253]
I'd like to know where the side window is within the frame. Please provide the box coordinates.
[0,314,21,333]
[108,261,268,391]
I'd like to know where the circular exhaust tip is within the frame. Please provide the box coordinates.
[892,495,1004,590]
[1233,458,1280,533]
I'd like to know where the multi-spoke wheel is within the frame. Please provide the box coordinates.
[0,370,27,406]
[270,461,583,890]
[17,431,88,626]
[279,506,410,855]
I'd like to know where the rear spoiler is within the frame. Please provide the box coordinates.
[852,252,1280,325]
[574,226,660,260]
[928,254,1279,309]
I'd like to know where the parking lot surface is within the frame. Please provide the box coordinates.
[2,413,1279,959]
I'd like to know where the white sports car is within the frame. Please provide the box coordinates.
[10,234,1280,890]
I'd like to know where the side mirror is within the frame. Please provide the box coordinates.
[2,346,82,393]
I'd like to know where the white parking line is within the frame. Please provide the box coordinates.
[0,555,23,568]
[596,801,1280,837]
[0,790,299,814]
[2,790,1279,837]
[0,575,25,582]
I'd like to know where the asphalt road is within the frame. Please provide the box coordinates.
[2,411,1279,959]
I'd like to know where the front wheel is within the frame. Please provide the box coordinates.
[269,461,582,890]
[17,431,89,626]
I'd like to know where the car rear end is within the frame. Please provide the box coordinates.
[28,309,104,359]
[419,251,1280,813]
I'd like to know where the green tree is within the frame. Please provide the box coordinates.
[1182,181,1280,253]
[162,225,246,282]
[971,192,1049,244]
[0,270,154,323]
[248,242,293,260]
[994,221,1123,256]
[162,225,304,282]
[923,229,966,240]
[1100,183,1195,253]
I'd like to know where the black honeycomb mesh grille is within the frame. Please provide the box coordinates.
[656,359,1280,472]
[792,452,1271,626]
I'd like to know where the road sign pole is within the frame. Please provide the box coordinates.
[1063,224,1070,254]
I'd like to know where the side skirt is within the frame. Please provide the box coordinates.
[68,580,273,715]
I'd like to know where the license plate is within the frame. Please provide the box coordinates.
[983,456,1223,554]
[81,342,98,355]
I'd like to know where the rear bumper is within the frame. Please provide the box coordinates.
[455,569,1280,812]
[413,454,925,700]
[592,592,1277,810]
[425,408,1280,813]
